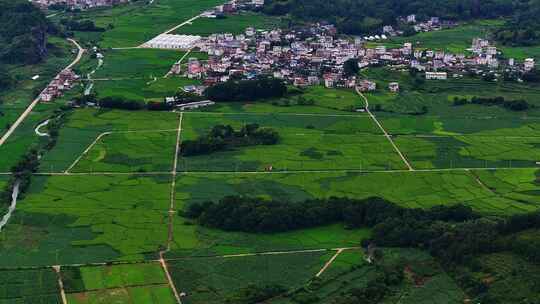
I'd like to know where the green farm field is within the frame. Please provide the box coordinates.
[40,109,179,172]
[0,268,61,304]
[86,49,208,80]
[92,77,200,101]
[174,12,281,36]
[167,251,332,304]
[70,0,225,48]
[394,134,540,169]
[207,86,365,114]
[72,130,178,173]
[179,112,407,172]
[361,68,540,117]
[174,169,540,215]
[62,263,177,304]
[0,174,171,266]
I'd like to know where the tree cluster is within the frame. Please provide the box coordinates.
[73,94,173,111]
[183,196,477,233]
[453,96,531,111]
[60,18,105,32]
[494,0,540,46]
[204,76,287,102]
[184,194,540,267]
[181,124,280,156]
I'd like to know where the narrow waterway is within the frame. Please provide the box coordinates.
[0,181,20,232]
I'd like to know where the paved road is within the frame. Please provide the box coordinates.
[0,39,84,147]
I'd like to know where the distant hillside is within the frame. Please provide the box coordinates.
[0,0,49,65]
[263,0,539,46]
[495,0,540,46]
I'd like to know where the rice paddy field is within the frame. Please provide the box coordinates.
[62,263,177,304]
[179,112,406,172]
[39,109,179,172]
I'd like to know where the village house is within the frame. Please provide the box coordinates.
[389,82,400,92]
[358,80,377,92]
[425,71,448,80]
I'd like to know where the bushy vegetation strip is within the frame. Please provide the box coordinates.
[453,96,532,111]
[181,124,280,156]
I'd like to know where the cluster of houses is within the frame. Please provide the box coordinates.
[201,0,265,18]
[166,23,536,95]
[39,69,79,102]
[32,0,127,9]
[371,15,456,41]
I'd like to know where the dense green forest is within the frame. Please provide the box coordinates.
[0,0,50,65]
[0,0,53,98]
[263,0,540,45]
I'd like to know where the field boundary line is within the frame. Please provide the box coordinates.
[316,248,345,277]
[64,128,180,173]
[52,266,68,304]
[184,111,372,118]
[167,112,183,251]
[65,131,112,173]
[6,166,539,177]
[356,88,414,171]
[160,252,183,304]
[158,112,184,304]
[0,39,84,147]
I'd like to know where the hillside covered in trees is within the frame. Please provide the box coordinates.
[0,0,50,65]
[263,0,540,45]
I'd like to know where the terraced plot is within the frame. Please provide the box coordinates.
[179,112,406,172]
[63,263,176,304]
[0,175,171,267]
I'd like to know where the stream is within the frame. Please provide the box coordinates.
[0,181,20,232]
[35,119,50,137]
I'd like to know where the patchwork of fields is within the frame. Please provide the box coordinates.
[1,7,540,301]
